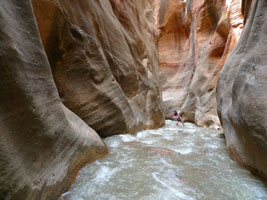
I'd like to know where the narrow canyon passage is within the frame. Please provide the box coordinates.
[60,121,267,200]
[1,0,267,199]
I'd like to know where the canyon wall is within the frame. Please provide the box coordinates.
[0,1,107,199]
[33,0,164,137]
[0,0,163,199]
[155,0,243,126]
[217,0,267,180]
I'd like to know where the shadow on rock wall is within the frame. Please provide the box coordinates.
[217,0,267,181]
[0,0,164,199]
[0,1,108,199]
[33,0,165,137]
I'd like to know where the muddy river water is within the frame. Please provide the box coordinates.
[60,120,267,200]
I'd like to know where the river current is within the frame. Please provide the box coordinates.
[60,120,267,200]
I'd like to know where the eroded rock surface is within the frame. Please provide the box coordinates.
[217,0,267,181]
[0,1,108,199]
[33,0,165,137]
[154,0,243,126]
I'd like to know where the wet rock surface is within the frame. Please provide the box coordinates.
[217,0,267,181]
[154,0,243,126]
[0,1,107,199]
[33,0,164,137]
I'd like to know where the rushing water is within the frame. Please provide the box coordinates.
[60,120,267,200]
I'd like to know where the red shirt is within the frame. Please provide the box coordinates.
[171,112,181,119]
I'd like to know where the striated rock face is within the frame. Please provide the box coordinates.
[0,1,108,199]
[154,0,243,126]
[217,0,267,180]
[32,0,165,137]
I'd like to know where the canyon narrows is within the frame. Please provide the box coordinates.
[0,0,267,199]
[154,0,244,127]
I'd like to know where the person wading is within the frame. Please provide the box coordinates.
[170,110,185,126]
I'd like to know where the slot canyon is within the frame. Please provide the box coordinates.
[0,0,266,199]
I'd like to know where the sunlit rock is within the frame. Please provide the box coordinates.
[154,0,243,126]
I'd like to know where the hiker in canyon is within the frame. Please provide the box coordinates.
[170,110,184,126]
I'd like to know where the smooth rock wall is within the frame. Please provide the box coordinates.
[0,1,107,199]
[154,0,243,126]
[242,0,252,24]
[33,0,165,137]
[217,0,267,181]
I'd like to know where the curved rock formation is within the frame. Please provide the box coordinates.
[0,1,107,199]
[155,0,243,126]
[217,0,267,181]
[32,0,165,137]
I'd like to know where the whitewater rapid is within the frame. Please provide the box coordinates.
[60,120,267,200]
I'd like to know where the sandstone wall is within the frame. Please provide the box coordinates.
[217,0,267,180]
[242,0,252,24]
[155,0,243,127]
[33,0,165,137]
[0,1,107,199]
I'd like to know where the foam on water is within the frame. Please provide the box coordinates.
[151,172,195,200]
[173,148,192,155]
[120,134,136,142]
[60,120,267,200]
